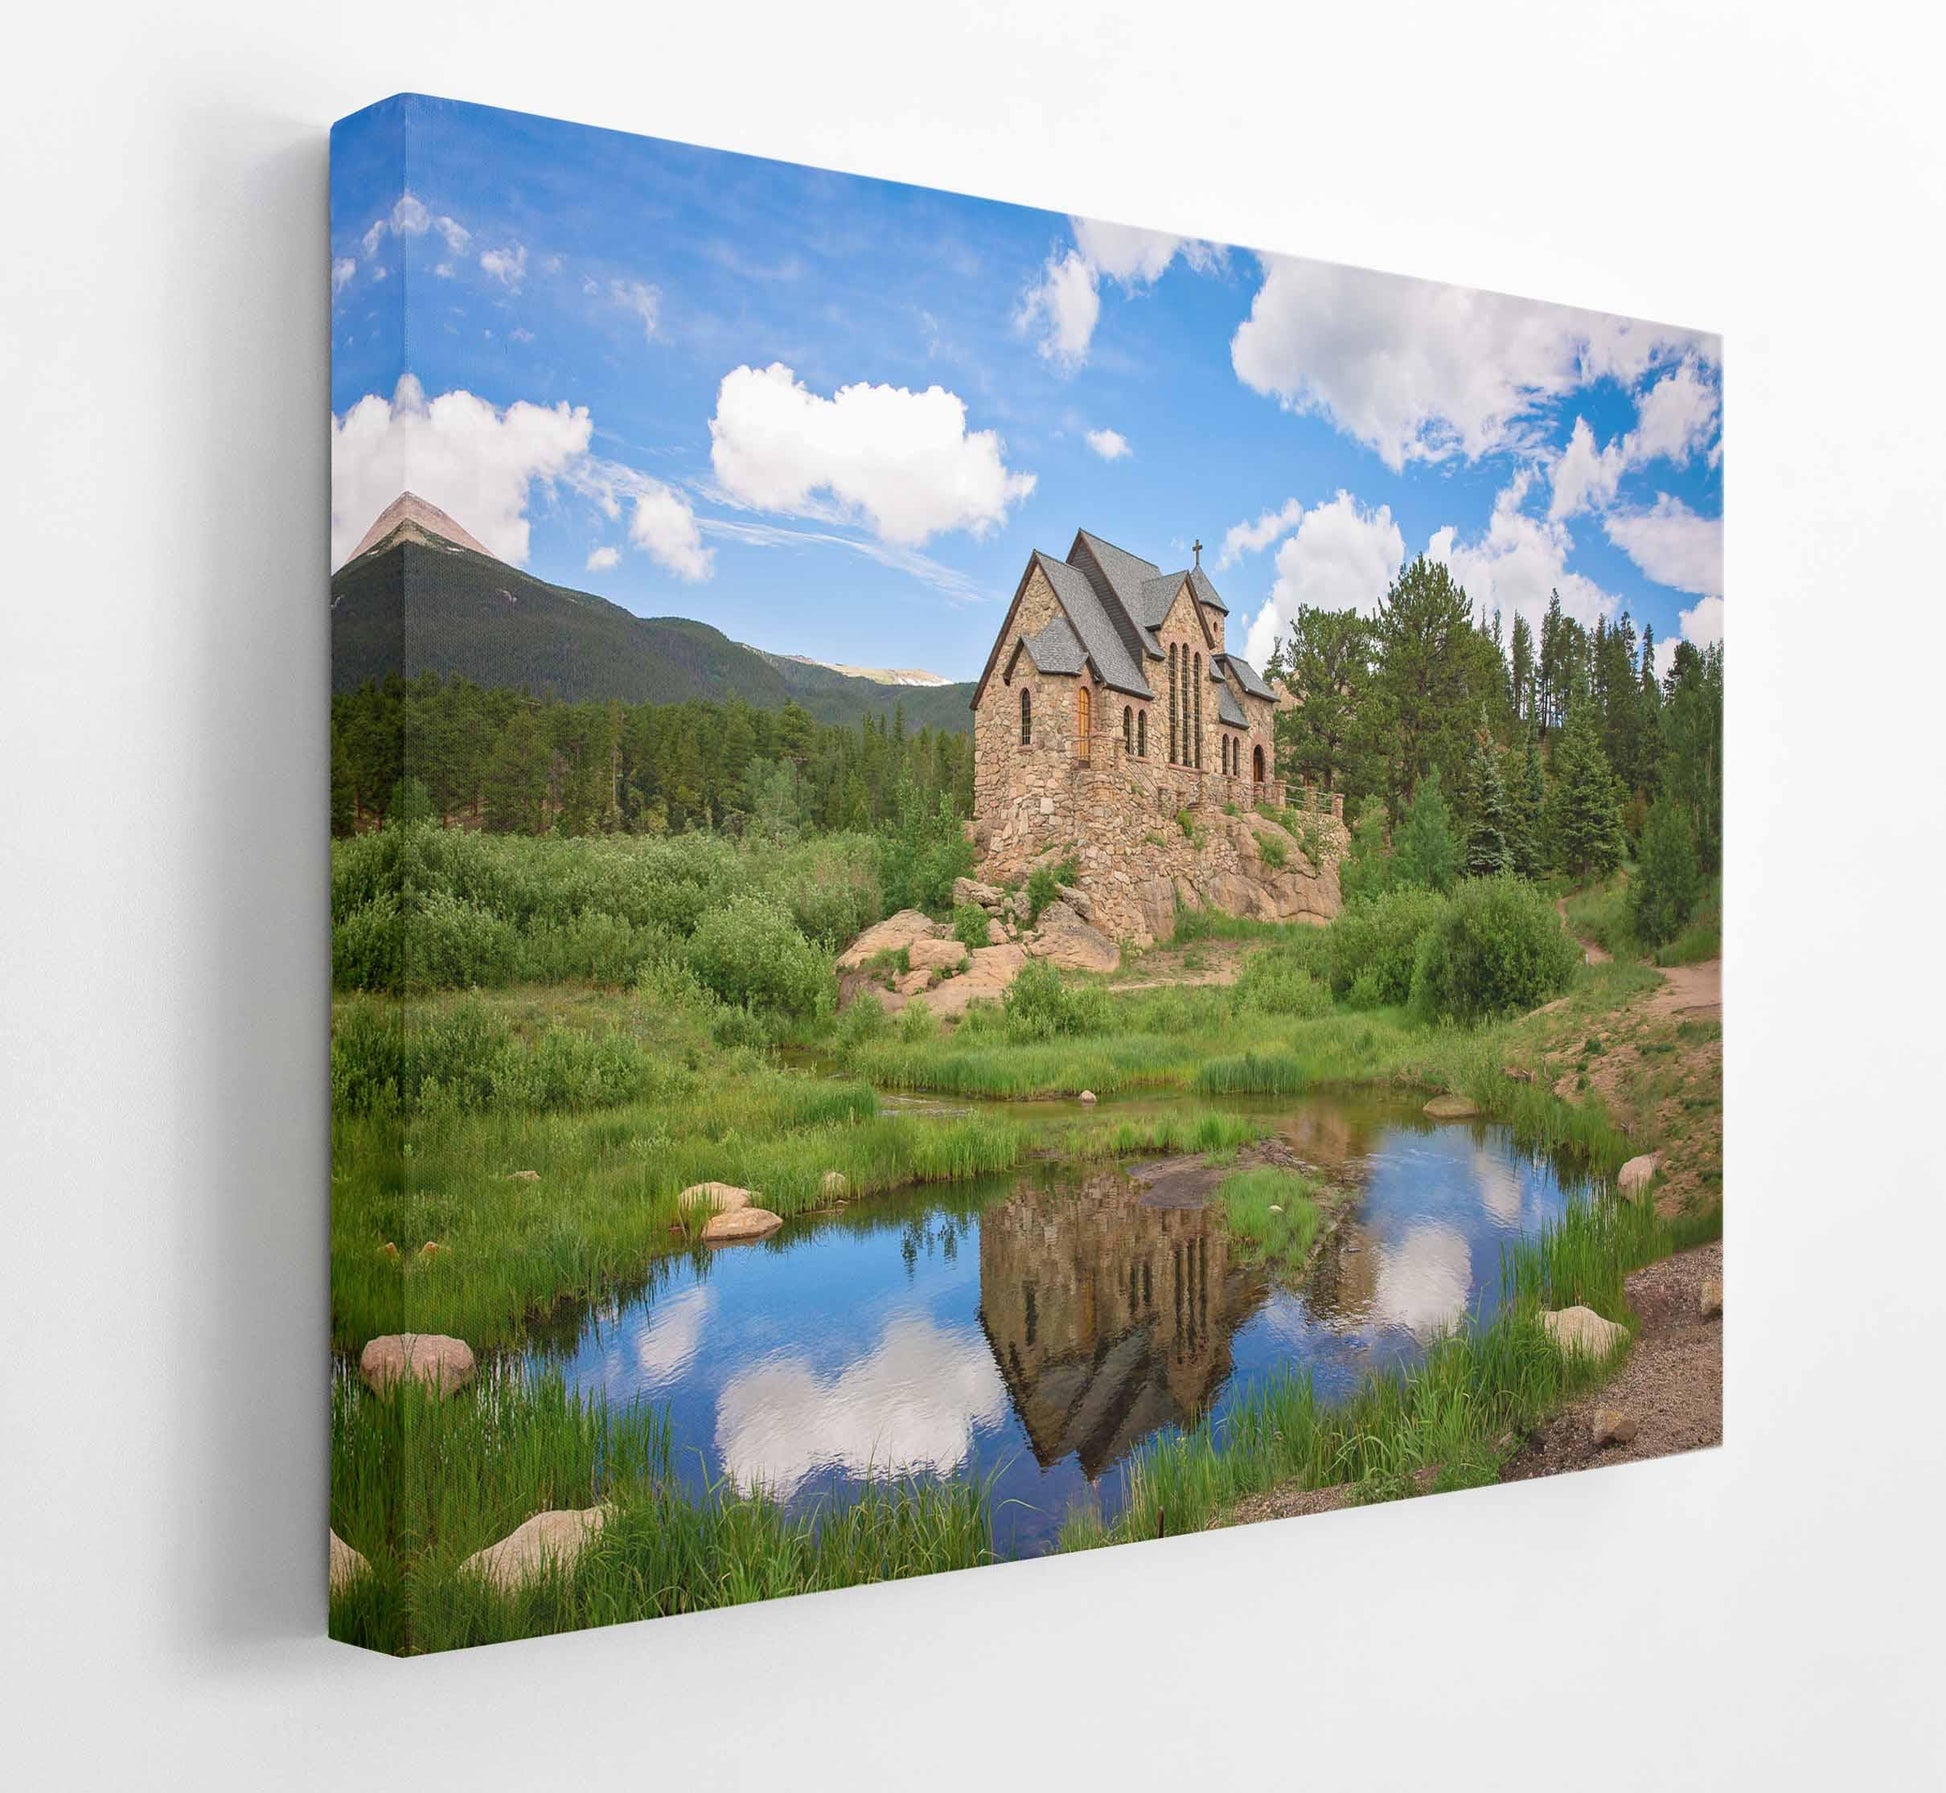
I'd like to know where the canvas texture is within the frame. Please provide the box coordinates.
[328,94,1724,1655]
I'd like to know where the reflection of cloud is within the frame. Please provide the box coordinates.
[634,1285,714,1388]
[715,1315,1007,1499]
[1373,1222,1471,1341]
[1473,1147,1524,1228]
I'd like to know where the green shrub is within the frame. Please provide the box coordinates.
[951,905,993,952]
[1234,946,1333,1018]
[1393,770,1460,894]
[1257,831,1289,871]
[1323,887,1448,1005]
[1001,959,1110,1041]
[1025,865,1062,925]
[1345,968,1386,1011]
[834,993,889,1051]
[877,783,973,914]
[685,896,829,1018]
[898,997,940,1042]
[1409,876,1580,1024]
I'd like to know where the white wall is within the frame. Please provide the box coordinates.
[2,3,1942,1785]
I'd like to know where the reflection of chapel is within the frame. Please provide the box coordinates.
[969,530,1287,870]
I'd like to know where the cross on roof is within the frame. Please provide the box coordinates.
[1192,538,1203,567]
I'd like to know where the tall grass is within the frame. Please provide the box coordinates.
[1215,1166,1325,1271]
[330,1371,992,1654]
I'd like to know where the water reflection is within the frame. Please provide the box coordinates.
[979,1169,1269,1477]
[532,1096,1588,1552]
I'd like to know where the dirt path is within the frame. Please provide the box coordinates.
[1502,1242,1723,1479]
[1556,894,1611,964]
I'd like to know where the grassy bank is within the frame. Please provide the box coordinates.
[1059,1192,1724,1547]
[329,1370,992,1654]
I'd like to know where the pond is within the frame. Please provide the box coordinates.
[529,1091,1592,1555]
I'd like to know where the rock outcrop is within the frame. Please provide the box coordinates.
[1617,1153,1660,1199]
[1423,1094,1480,1120]
[329,1529,369,1594]
[1026,901,1120,973]
[701,1207,785,1244]
[678,1181,751,1216]
[837,909,939,970]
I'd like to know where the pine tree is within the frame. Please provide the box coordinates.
[1631,794,1700,946]
[1509,612,1536,725]
[1393,767,1460,893]
[1547,704,1627,880]
[1274,604,1375,799]
[1463,723,1514,877]
[1511,732,1547,879]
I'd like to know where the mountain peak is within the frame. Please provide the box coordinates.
[349,492,494,564]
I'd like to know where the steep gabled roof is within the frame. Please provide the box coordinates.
[1218,652,1276,701]
[1032,551,1153,697]
[1015,614,1086,675]
[1187,566,1229,615]
[1216,683,1250,728]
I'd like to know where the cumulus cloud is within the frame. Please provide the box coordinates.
[714,1316,1007,1499]
[329,374,592,569]
[1603,494,1722,597]
[1085,427,1131,460]
[1218,497,1304,569]
[332,257,356,296]
[359,217,385,259]
[1549,357,1720,520]
[1429,470,1617,631]
[628,482,712,580]
[708,362,1035,547]
[585,546,621,573]
[1015,249,1099,369]
[1232,253,1710,472]
[479,243,527,288]
[1015,215,1221,367]
[1240,492,1405,666]
[611,280,660,344]
[389,192,430,237]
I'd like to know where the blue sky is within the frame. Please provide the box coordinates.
[330,94,1723,683]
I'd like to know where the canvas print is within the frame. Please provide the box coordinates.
[328,94,1724,1654]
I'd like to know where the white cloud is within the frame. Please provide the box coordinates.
[389,192,430,237]
[1240,492,1404,666]
[1219,497,1304,569]
[1085,427,1130,460]
[714,1315,1007,1499]
[1679,592,1724,647]
[631,1284,711,1385]
[331,257,356,296]
[708,362,1035,547]
[1549,356,1720,520]
[479,244,527,288]
[434,215,469,255]
[585,546,621,573]
[628,482,712,580]
[359,218,386,259]
[1429,470,1617,631]
[610,279,660,344]
[329,374,592,569]
[1232,253,1710,472]
[1014,249,1099,369]
[1016,217,1221,369]
[1603,493,1722,597]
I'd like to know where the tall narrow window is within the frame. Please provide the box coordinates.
[1122,705,1133,754]
[1076,684,1091,762]
[1193,656,1203,768]
[1253,743,1265,783]
[1020,687,1032,746]
[1168,646,1179,763]
[1137,711,1147,758]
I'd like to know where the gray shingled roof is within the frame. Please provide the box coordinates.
[1216,683,1250,728]
[1017,614,1085,675]
[1031,552,1153,697]
[1220,653,1276,701]
[1187,566,1229,614]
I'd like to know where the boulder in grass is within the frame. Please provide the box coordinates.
[329,1529,369,1594]
[418,1241,446,1260]
[1591,1408,1639,1448]
[908,936,971,976]
[461,1508,606,1594]
[505,1169,541,1183]
[1079,1090,1098,1105]
[1698,1278,1723,1320]
[702,1206,784,1244]
[1617,1153,1660,1199]
[1540,1306,1628,1360]
[953,876,1004,911]
[1423,1094,1480,1120]
[678,1181,751,1217]
[359,1333,477,1396]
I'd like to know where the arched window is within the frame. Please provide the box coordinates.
[1137,710,1147,758]
[1253,743,1266,783]
[1193,656,1203,768]
[1076,684,1091,762]
[1122,705,1133,753]
[1020,686,1032,746]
